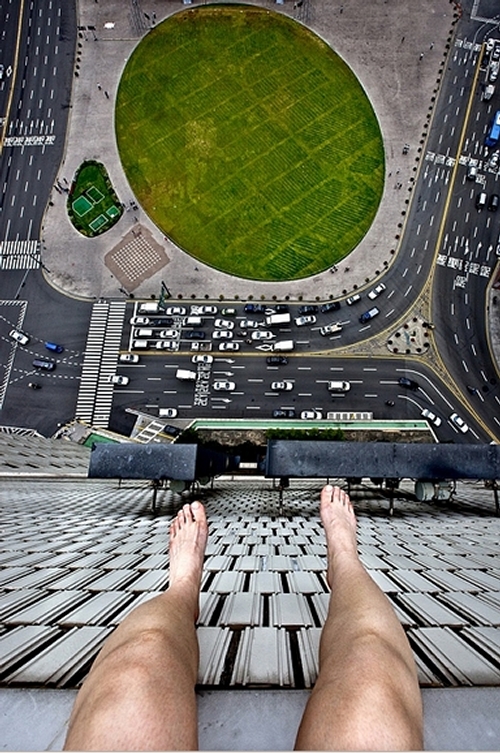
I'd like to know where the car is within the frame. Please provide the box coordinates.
[158,407,178,418]
[266,304,289,314]
[295,315,317,327]
[398,376,419,390]
[162,424,181,437]
[192,354,213,364]
[130,316,150,326]
[213,380,236,391]
[155,341,179,350]
[450,413,469,433]
[191,305,217,315]
[119,353,140,363]
[298,304,318,315]
[218,341,240,351]
[368,283,386,300]
[359,307,380,324]
[9,329,30,346]
[328,381,351,393]
[150,317,174,327]
[320,322,342,336]
[421,408,442,427]
[240,319,260,329]
[489,193,500,211]
[158,329,179,338]
[214,319,235,329]
[244,303,266,314]
[320,301,341,313]
[490,60,500,82]
[301,410,323,420]
[165,306,187,316]
[266,355,288,365]
[184,330,206,340]
[493,43,500,60]
[271,380,293,391]
[484,83,496,101]
[272,408,296,418]
[221,307,236,316]
[109,375,129,386]
[32,359,55,371]
[251,330,274,340]
[45,341,64,353]
[213,330,233,339]
[466,164,478,180]
[488,151,499,169]
[476,191,488,209]
[0,64,4,81]
[346,294,361,305]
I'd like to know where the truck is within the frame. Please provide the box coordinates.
[265,313,291,326]
[272,340,294,352]
[175,368,197,381]
[320,322,342,336]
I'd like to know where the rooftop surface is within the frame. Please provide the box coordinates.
[1,475,500,749]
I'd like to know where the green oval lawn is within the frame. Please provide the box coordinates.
[116,4,384,281]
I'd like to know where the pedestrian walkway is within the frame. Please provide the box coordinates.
[75,301,126,427]
[0,240,40,270]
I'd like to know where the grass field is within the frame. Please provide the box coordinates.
[116,5,384,281]
[68,161,123,237]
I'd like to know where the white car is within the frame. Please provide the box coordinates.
[213,380,236,391]
[192,354,213,364]
[9,329,30,346]
[240,319,260,329]
[368,283,386,300]
[129,316,150,326]
[155,341,179,350]
[346,294,361,305]
[109,375,129,386]
[158,329,179,338]
[219,342,240,351]
[214,319,235,329]
[301,410,323,420]
[450,413,469,433]
[271,381,293,391]
[295,315,316,327]
[191,305,217,315]
[421,408,442,427]
[251,330,274,340]
[158,407,178,418]
[213,330,233,339]
[119,353,140,363]
[221,308,236,316]
[489,151,500,169]
[165,306,187,316]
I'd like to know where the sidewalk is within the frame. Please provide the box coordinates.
[40,0,456,303]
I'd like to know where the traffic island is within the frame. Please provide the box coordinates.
[67,160,123,237]
[387,315,433,355]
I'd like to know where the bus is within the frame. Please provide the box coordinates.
[485,110,500,147]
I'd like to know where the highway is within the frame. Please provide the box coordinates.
[1,0,500,444]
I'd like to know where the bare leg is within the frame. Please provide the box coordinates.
[64,501,208,751]
[295,486,423,751]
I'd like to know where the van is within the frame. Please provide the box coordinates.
[272,340,295,352]
[265,313,291,326]
[183,316,203,327]
[175,368,197,381]
[359,307,380,324]
[484,84,495,101]
[138,302,160,314]
[136,329,153,337]
[476,191,488,209]
[327,381,351,392]
[132,340,149,349]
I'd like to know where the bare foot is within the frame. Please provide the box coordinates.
[320,485,358,588]
[169,501,208,595]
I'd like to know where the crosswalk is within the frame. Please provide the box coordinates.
[0,240,41,270]
[75,301,126,427]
